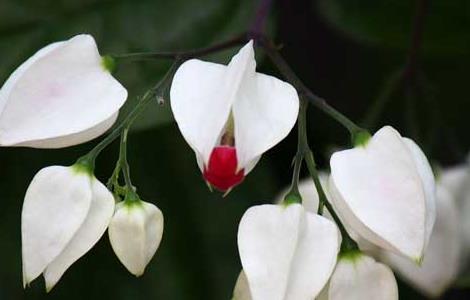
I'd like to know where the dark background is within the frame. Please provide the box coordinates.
[0,0,469,299]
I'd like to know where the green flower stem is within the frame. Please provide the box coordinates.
[304,149,358,253]
[284,100,307,205]
[264,39,360,251]
[119,127,132,190]
[298,97,359,253]
[259,39,364,139]
[78,59,182,171]
[284,152,303,205]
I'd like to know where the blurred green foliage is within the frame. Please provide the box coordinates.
[0,0,469,299]
[317,0,470,56]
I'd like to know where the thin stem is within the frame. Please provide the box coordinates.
[119,127,133,189]
[304,150,357,252]
[403,0,428,80]
[297,97,358,252]
[112,34,248,61]
[259,38,363,137]
[81,59,182,168]
[251,0,273,35]
[363,0,428,131]
[285,100,308,203]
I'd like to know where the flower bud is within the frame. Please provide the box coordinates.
[237,203,339,300]
[22,165,115,291]
[0,34,127,148]
[108,200,164,276]
[318,253,398,300]
[329,126,436,261]
[203,146,244,191]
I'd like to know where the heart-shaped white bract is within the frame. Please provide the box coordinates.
[318,253,398,300]
[237,203,339,300]
[0,34,127,148]
[381,182,461,298]
[21,165,115,291]
[170,41,299,189]
[108,200,164,277]
[329,126,436,261]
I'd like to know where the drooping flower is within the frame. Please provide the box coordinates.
[22,165,115,291]
[318,252,398,300]
[0,34,127,148]
[170,41,299,191]
[329,126,436,261]
[381,181,460,298]
[108,199,164,276]
[237,203,339,300]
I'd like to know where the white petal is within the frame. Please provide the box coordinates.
[21,166,92,286]
[328,254,398,300]
[232,68,299,171]
[0,42,65,115]
[0,34,127,148]
[232,270,252,300]
[440,164,469,196]
[403,138,436,249]
[237,204,339,300]
[170,41,255,165]
[170,59,230,165]
[381,183,461,298]
[108,201,164,276]
[298,179,321,213]
[243,155,262,175]
[440,164,470,267]
[15,113,118,149]
[44,177,115,291]
[329,126,430,260]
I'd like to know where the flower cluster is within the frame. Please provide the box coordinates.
[1,35,164,291]
[1,33,465,299]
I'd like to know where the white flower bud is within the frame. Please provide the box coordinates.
[0,34,127,148]
[329,126,436,261]
[21,165,115,291]
[237,203,339,300]
[108,200,164,276]
[318,253,398,300]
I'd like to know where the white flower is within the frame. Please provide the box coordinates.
[381,181,460,298]
[170,41,299,191]
[237,203,339,300]
[22,165,115,291]
[329,126,436,261]
[318,253,398,300]
[0,34,127,148]
[108,200,164,276]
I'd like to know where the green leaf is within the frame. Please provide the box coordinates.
[317,0,470,56]
[0,0,265,131]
